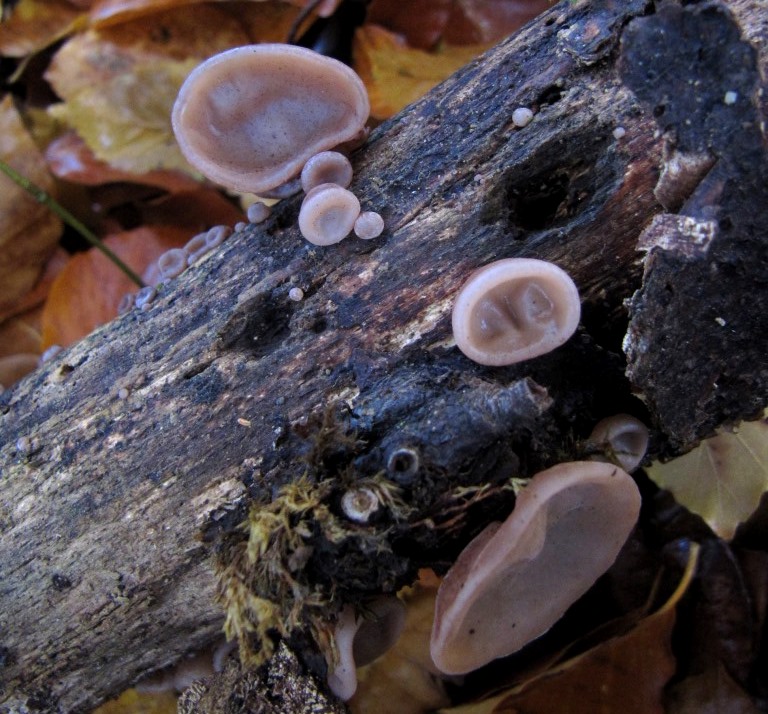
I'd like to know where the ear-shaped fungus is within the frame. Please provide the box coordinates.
[589,414,650,472]
[452,258,580,366]
[430,461,641,675]
[299,182,360,245]
[172,44,369,194]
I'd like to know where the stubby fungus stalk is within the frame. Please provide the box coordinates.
[172,44,369,195]
[588,414,650,472]
[452,258,581,366]
[299,183,361,245]
[246,201,271,224]
[327,598,406,701]
[301,151,354,192]
[430,461,641,675]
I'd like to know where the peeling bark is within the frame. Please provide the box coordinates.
[0,0,766,711]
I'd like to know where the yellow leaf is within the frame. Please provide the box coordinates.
[0,96,62,316]
[92,687,177,714]
[647,411,768,540]
[45,5,249,174]
[354,24,490,119]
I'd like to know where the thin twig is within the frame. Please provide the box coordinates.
[0,158,145,288]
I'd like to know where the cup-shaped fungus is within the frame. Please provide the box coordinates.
[299,183,361,245]
[589,414,650,472]
[301,151,354,192]
[172,45,369,195]
[452,258,580,366]
[430,461,641,675]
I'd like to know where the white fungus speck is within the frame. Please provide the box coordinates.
[512,107,534,128]
[118,387,130,400]
[288,287,305,301]
[613,126,626,139]
[724,91,738,105]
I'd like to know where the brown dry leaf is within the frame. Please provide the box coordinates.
[0,0,84,57]
[443,0,553,45]
[354,24,489,119]
[137,189,245,231]
[350,575,450,714]
[0,96,63,316]
[41,225,188,348]
[230,1,303,44]
[45,5,250,175]
[88,0,210,27]
[646,412,768,540]
[0,354,40,389]
[92,687,177,714]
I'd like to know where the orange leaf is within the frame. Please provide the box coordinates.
[41,225,188,348]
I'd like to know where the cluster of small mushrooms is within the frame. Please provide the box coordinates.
[154,42,647,701]
[172,44,382,246]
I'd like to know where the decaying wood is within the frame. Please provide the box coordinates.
[1,0,766,711]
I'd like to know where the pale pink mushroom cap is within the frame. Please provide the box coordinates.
[301,151,353,192]
[430,461,641,675]
[172,45,369,194]
[452,258,581,366]
[299,183,360,246]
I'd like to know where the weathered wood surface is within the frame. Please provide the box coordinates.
[1,0,766,711]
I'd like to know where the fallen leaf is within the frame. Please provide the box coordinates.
[0,95,63,316]
[40,225,189,348]
[646,412,768,540]
[45,5,250,174]
[366,0,453,50]
[0,0,83,57]
[88,0,211,27]
[354,24,490,119]
[350,574,450,714]
[0,354,40,389]
[0,308,43,359]
[92,687,177,714]
[443,0,552,45]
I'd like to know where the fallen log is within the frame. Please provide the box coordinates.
[1,0,766,711]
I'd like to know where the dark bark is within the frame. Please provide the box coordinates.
[0,0,766,711]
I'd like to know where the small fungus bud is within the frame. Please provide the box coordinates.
[185,232,210,266]
[299,183,360,246]
[247,201,271,224]
[288,287,305,302]
[613,126,626,139]
[39,344,62,364]
[205,225,232,249]
[386,447,420,484]
[117,293,135,315]
[588,414,649,472]
[135,286,157,311]
[452,258,580,366]
[430,461,641,674]
[341,487,380,524]
[353,211,384,240]
[512,107,534,127]
[157,248,189,280]
[301,151,353,192]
